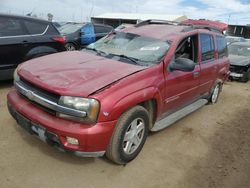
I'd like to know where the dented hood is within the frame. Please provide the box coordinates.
[18,51,146,97]
[229,55,250,66]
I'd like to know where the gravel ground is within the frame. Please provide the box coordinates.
[0,81,249,188]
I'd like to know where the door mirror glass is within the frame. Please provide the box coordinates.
[170,58,196,72]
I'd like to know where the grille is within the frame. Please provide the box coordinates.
[229,65,247,73]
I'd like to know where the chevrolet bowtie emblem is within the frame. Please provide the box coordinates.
[26,90,34,100]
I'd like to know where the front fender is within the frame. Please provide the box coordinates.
[98,87,163,122]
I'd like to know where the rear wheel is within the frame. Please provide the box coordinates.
[106,106,149,165]
[209,82,221,104]
[65,43,76,51]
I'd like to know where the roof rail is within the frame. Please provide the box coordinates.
[135,19,223,34]
[135,19,180,27]
[182,24,223,33]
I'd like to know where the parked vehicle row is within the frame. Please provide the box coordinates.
[59,22,113,51]
[0,14,66,80]
[7,19,230,164]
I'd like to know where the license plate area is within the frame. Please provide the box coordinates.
[15,112,47,142]
[230,72,243,77]
[31,124,47,143]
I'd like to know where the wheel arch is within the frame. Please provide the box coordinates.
[24,46,58,61]
[99,87,162,128]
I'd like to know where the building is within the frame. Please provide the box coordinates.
[227,24,250,38]
[91,13,188,28]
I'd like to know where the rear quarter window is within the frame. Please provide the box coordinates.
[24,21,48,35]
[200,34,215,62]
[216,36,228,58]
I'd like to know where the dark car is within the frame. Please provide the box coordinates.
[0,14,66,80]
[59,23,113,51]
[228,42,250,82]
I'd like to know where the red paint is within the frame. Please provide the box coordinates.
[8,24,229,154]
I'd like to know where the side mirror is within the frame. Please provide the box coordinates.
[169,58,196,72]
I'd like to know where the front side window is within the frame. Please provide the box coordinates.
[87,32,170,64]
[0,17,27,37]
[200,34,215,62]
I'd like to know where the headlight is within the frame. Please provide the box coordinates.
[58,96,100,123]
[13,69,20,82]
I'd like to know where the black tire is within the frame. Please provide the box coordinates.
[65,43,76,51]
[241,69,250,83]
[208,82,222,104]
[106,106,149,165]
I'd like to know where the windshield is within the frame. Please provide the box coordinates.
[87,32,170,64]
[59,24,83,34]
[228,44,250,57]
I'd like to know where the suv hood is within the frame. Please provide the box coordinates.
[18,51,146,97]
[229,55,250,66]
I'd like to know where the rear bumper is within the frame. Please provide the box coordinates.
[7,90,117,157]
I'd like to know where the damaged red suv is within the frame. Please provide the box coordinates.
[7,20,229,164]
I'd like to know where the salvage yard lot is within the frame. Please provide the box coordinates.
[0,81,249,188]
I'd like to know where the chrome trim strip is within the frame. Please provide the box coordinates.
[15,81,87,118]
[0,25,49,39]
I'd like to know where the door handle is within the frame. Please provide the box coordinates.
[193,72,199,78]
[22,40,29,44]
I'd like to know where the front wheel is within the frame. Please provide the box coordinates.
[106,106,149,165]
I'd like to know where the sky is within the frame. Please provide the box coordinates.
[1,0,250,25]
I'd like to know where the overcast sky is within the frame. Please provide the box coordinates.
[1,0,250,24]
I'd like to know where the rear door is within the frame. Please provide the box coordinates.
[198,33,218,95]
[0,16,28,71]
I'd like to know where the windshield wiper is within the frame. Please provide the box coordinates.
[84,47,106,56]
[109,53,141,65]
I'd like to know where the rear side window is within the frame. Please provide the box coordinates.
[103,26,113,33]
[24,21,48,35]
[216,36,228,58]
[200,34,215,62]
[0,17,27,37]
[94,25,107,34]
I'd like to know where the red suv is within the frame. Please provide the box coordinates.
[7,20,229,164]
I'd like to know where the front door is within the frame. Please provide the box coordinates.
[162,35,200,117]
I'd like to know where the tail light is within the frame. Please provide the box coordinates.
[52,36,66,44]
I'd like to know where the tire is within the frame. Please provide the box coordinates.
[65,43,76,51]
[106,106,149,165]
[241,68,250,83]
[208,82,222,104]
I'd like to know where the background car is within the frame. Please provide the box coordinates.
[115,23,134,31]
[59,23,113,51]
[226,36,246,45]
[0,14,66,80]
[228,41,250,82]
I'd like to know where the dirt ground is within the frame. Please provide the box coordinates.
[0,81,249,188]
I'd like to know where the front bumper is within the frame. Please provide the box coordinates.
[7,90,117,157]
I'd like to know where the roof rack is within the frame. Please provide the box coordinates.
[182,24,223,33]
[135,19,180,27]
[135,19,223,33]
